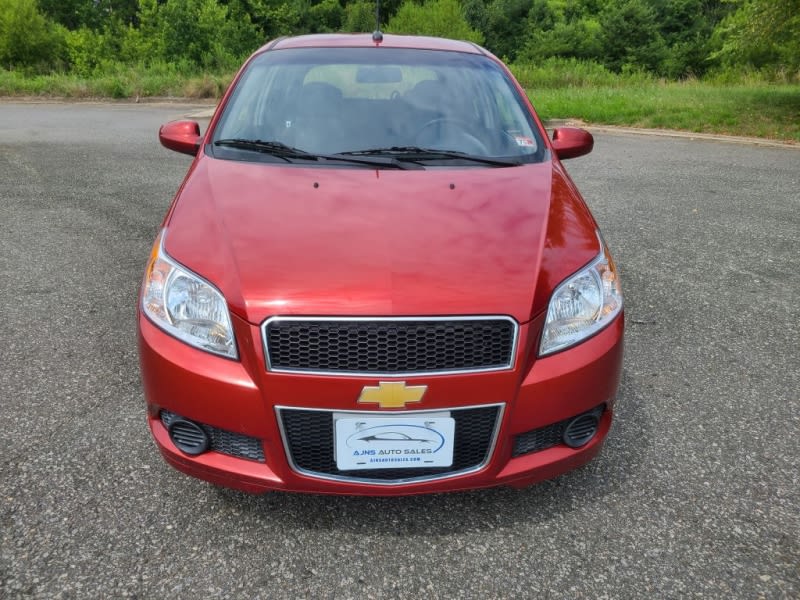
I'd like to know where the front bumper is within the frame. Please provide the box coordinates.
[138,312,623,496]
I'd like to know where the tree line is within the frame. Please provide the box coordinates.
[0,0,797,78]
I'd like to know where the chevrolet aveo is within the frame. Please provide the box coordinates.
[139,33,624,496]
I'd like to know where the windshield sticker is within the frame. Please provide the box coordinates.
[514,135,536,147]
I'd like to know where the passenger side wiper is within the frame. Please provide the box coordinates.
[337,146,522,167]
[213,138,419,169]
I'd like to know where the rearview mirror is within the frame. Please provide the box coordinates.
[159,120,202,156]
[551,127,593,160]
[356,66,403,84]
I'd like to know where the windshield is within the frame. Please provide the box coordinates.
[211,47,545,167]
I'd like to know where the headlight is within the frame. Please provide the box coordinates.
[141,230,238,359]
[540,234,622,356]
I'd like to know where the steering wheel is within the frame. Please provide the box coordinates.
[414,118,490,155]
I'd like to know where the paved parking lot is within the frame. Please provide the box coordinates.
[1,102,798,598]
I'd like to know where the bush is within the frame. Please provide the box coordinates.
[387,0,484,44]
[306,0,345,33]
[0,0,66,72]
[511,57,654,90]
[520,18,603,64]
[599,0,666,74]
[119,0,261,71]
[343,0,376,33]
[711,0,800,73]
[482,0,531,61]
[64,27,107,77]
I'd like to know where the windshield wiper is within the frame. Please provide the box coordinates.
[214,138,312,161]
[337,146,522,167]
[213,138,418,169]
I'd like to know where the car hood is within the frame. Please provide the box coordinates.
[164,157,597,324]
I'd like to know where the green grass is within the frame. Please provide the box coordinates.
[526,81,800,142]
[0,66,233,100]
[511,59,655,89]
[509,59,800,143]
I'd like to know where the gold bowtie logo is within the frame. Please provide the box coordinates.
[357,382,427,409]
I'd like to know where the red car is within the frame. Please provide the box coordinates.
[139,33,623,495]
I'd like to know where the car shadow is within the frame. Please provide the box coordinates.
[211,368,649,535]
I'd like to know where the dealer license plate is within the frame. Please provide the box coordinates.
[334,414,455,470]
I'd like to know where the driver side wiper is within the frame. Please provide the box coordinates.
[214,138,313,160]
[337,146,522,167]
[213,138,419,169]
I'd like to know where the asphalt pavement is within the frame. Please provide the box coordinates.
[1,102,798,599]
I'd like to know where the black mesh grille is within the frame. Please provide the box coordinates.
[512,405,605,457]
[512,421,566,456]
[264,318,516,375]
[161,410,265,462]
[280,406,500,481]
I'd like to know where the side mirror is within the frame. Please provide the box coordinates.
[551,127,593,160]
[159,120,202,156]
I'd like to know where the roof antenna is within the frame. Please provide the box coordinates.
[372,0,383,43]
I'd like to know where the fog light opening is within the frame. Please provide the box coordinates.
[168,418,210,455]
[563,409,602,448]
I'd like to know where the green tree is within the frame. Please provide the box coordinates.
[157,0,260,69]
[483,0,531,60]
[522,19,603,63]
[0,0,66,71]
[301,0,345,33]
[64,26,110,75]
[343,0,376,32]
[387,0,484,44]
[118,0,163,64]
[461,0,487,35]
[245,0,302,38]
[598,0,666,73]
[38,0,93,30]
[652,0,714,77]
[39,0,139,30]
[712,0,800,71]
[519,0,603,64]
[223,0,265,55]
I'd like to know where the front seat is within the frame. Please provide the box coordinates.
[290,82,348,154]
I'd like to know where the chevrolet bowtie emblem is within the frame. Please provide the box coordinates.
[358,382,427,409]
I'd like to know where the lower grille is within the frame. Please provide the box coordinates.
[160,410,265,462]
[512,405,605,457]
[279,405,501,482]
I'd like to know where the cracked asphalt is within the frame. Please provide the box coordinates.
[1,102,798,599]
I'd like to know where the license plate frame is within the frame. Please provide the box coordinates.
[333,413,455,471]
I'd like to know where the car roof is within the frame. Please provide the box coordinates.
[263,33,486,55]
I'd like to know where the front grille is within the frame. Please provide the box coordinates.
[161,410,265,462]
[263,317,517,375]
[279,405,501,482]
[512,405,605,457]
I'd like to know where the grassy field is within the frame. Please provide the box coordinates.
[510,60,800,142]
[527,82,800,142]
[1,63,798,143]
[0,67,230,100]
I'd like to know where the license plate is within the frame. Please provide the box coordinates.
[334,415,455,470]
